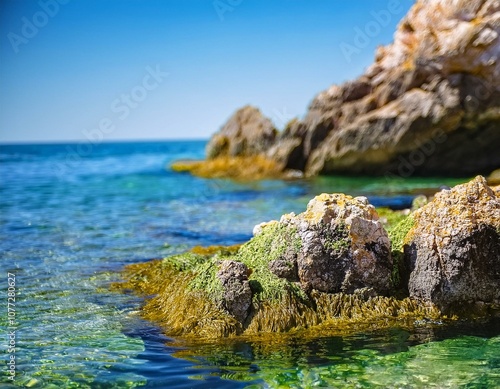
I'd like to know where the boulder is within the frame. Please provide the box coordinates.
[272,193,393,295]
[206,105,277,159]
[216,260,253,322]
[405,176,500,312]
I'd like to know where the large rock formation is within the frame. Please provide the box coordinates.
[404,176,500,312]
[200,0,500,178]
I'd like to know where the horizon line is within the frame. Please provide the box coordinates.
[0,138,210,146]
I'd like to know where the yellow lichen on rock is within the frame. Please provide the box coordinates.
[404,176,500,313]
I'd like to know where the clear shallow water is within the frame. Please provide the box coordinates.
[0,141,498,388]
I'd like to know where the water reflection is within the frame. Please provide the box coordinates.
[162,318,500,388]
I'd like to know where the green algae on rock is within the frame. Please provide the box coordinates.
[114,178,500,339]
[114,250,442,339]
[388,214,415,293]
[114,194,443,339]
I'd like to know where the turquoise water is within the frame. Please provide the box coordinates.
[0,141,498,388]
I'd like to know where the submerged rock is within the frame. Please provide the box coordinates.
[405,176,500,313]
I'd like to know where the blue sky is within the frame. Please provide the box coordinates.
[0,0,414,143]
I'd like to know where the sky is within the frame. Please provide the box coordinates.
[0,0,414,143]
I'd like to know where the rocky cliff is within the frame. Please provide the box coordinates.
[201,0,500,178]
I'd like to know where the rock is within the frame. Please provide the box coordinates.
[206,105,277,159]
[278,193,392,294]
[268,259,298,281]
[487,168,500,185]
[171,155,284,180]
[405,176,500,312]
[216,260,253,322]
[199,0,500,179]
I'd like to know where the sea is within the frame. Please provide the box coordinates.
[1,141,499,388]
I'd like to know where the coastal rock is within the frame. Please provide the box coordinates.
[297,0,500,176]
[268,259,298,281]
[405,176,500,312]
[206,105,277,159]
[199,0,500,178]
[216,260,253,322]
[488,168,500,185]
[278,193,392,294]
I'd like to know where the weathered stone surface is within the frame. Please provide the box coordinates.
[202,0,500,178]
[206,105,277,159]
[268,259,298,281]
[307,0,500,176]
[405,176,500,312]
[276,193,393,294]
[216,260,252,322]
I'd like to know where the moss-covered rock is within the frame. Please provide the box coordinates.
[114,247,442,339]
[113,179,500,339]
[113,194,446,339]
[288,193,393,295]
[388,214,415,294]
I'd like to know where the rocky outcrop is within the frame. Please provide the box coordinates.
[116,193,411,338]
[206,105,277,159]
[270,194,393,295]
[117,177,500,338]
[404,176,500,312]
[295,0,500,177]
[196,0,500,179]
